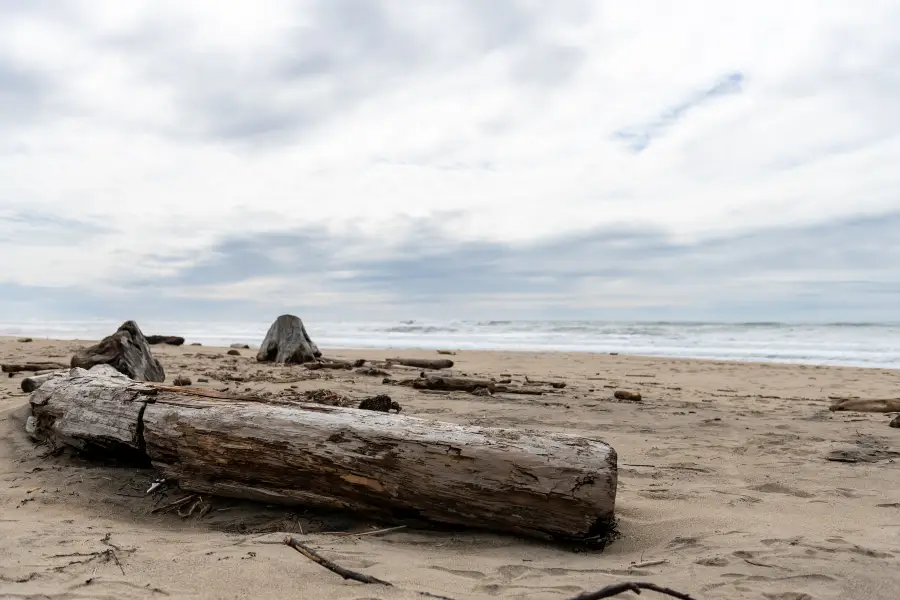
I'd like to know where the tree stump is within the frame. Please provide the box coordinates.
[70,321,165,382]
[256,315,322,365]
[27,368,618,542]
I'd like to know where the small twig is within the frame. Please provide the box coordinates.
[629,559,668,569]
[151,494,196,514]
[566,581,697,600]
[323,525,407,538]
[282,536,392,585]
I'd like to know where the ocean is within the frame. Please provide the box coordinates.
[1,319,899,370]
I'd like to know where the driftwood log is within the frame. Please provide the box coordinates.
[388,358,454,370]
[256,315,322,364]
[829,398,900,413]
[70,320,165,382]
[28,367,617,541]
[21,370,68,392]
[2,361,68,373]
[409,375,496,393]
[146,335,185,346]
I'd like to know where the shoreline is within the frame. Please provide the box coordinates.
[3,335,899,372]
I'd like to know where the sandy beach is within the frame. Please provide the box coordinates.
[1,336,898,600]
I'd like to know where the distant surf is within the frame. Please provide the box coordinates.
[2,319,899,369]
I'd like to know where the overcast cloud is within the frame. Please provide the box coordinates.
[1,1,899,322]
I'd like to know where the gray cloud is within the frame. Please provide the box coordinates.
[0,212,112,245]
[33,210,880,322]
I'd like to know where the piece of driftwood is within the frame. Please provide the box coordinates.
[355,366,391,377]
[146,335,185,346]
[256,315,322,364]
[525,376,566,389]
[283,536,392,585]
[2,361,68,373]
[409,375,495,393]
[230,343,250,349]
[29,368,617,541]
[614,390,642,401]
[829,397,900,413]
[21,370,68,393]
[305,360,353,371]
[70,321,165,382]
[388,358,454,370]
[890,415,900,428]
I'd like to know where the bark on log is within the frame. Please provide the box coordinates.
[2,361,68,373]
[829,398,900,413]
[70,321,165,382]
[28,368,617,541]
[256,315,322,364]
[388,358,454,370]
[146,335,185,346]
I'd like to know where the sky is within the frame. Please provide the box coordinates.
[2,0,900,323]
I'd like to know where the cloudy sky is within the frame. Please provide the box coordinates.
[2,0,899,323]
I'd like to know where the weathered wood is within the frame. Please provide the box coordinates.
[389,358,454,370]
[409,375,495,393]
[70,321,165,382]
[230,343,250,349]
[146,335,185,346]
[829,398,900,413]
[305,360,353,370]
[2,361,68,373]
[28,368,617,541]
[21,370,68,393]
[29,365,156,455]
[256,315,322,364]
[525,376,566,389]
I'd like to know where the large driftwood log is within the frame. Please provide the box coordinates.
[70,321,165,382]
[256,315,322,364]
[388,358,455,370]
[28,369,617,541]
[829,398,900,413]
[146,335,185,346]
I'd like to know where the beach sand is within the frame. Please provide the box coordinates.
[1,336,898,599]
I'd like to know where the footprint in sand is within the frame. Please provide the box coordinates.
[749,483,813,498]
[429,566,486,580]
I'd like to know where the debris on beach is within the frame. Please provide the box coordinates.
[890,415,900,428]
[172,376,192,386]
[226,349,241,356]
[614,390,642,402]
[358,394,401,413]
[146,335,185,346]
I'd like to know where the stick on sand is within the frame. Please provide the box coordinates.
[282,536,392,586]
